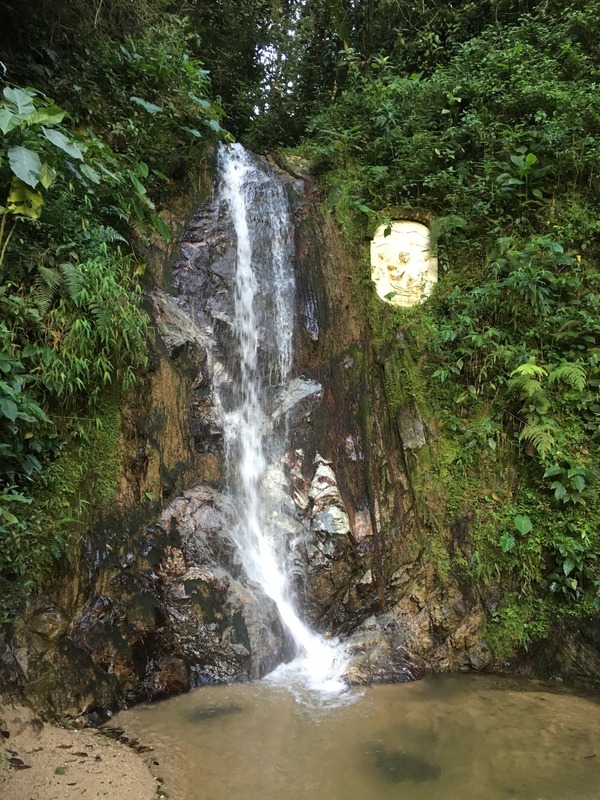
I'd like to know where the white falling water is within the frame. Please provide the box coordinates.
[217,144,346,695]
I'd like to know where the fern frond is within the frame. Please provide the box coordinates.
[33,265,63,315]
[510,361,548,380]
[548,362,587,392]
[519,422,557,460]
[507,375,543,398]
[37,265,63,289]
[32,280,57,315]
[89,300,112,344]
[49,538,63,560]
[97,225,127,244]
[59,263,85,304]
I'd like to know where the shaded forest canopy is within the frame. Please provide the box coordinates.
[0,0,599,657]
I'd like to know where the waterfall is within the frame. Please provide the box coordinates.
[216,144,346,693]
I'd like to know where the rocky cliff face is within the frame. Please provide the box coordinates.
[2,152,598,720]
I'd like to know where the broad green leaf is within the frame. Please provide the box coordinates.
[29,106,66,126]
[130,96,163,114]
[188,92,211,109]
[8,146,42,187]
[80,164,101,184]
[183,126,203,138]
[3,87,35,115]
[563,558,576,576]
[131,194,146,221]
[499,532,516,552]
[551,481,567,500]
[0,506,19,524]
[39,162,57,189]
[0,354,17,374]
[571,474,586,493]
[150,213,171,242]
[95,162,118,182]
[0,397,18,421]
[22,453,41,474]
[129,173,147,195]
[543,464,562,478]
[1,493,32,504]
[514,514,533,535]
[0,107,22,134]
[41,127,84,159]
[205,118,222,133]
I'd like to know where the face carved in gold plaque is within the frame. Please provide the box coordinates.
[370,221,437,307]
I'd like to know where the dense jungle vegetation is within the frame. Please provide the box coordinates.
[1,0,599,658]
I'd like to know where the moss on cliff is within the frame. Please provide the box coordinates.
[308,180,599,665]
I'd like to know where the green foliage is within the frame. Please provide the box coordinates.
[0,343,50,481]
[485,594,551,659]
[0,0,598,660]
[547,526,600,602]
[301,2,600,655]
[0,327,55,619]
[0,6,229,617]
[543,461,596,505]
[65,17,230,191]
[0,85,167,251]
[32,251,148,403]
[306,5,600,253]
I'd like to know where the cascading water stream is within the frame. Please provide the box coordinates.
[216,144,346,694]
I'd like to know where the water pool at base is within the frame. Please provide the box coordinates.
[116,674,600,800]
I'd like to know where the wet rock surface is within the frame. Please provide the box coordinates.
[7,486,291,717]
[0,155,513,717]
[343,565,492,684]
[154,485,291,684]
[2,151,598,720]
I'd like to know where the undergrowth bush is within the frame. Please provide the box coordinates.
[0,11,228,618]
[304,2,600,653]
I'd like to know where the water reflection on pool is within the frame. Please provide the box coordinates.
[117,674,600,800]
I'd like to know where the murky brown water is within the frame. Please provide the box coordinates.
[117,675,600,800]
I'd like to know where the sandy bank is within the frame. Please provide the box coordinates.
[0,703,162,800]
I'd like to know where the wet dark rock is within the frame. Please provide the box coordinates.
[343,565,493,682]
[4,149,598,722]
[270,378,323,425]
[529,618,600,690]
[150,290,208,363]
[135,657,189,702]
[397,401,426,451]
[151,485,292,685]
[28,608,70,643]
